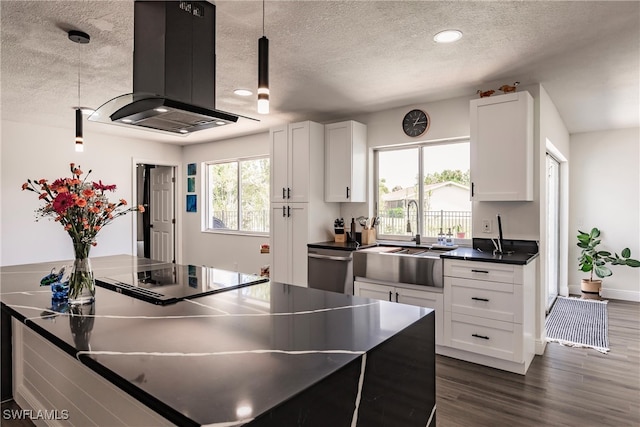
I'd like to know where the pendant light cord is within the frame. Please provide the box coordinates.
[77,43,81,109]
[262,0,265,36]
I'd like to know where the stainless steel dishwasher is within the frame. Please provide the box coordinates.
[307,248,354,295]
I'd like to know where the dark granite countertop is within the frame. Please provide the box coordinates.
[440,247,538,265]
[1,255,433,426]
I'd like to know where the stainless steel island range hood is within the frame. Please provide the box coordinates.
[91,1,248,135]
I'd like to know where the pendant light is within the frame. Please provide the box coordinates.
[69,30,90,152]
[257,0,269,114]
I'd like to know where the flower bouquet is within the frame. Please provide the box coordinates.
[23,163,144,304]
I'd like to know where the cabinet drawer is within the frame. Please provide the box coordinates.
[445,277,522,323]
[444,312,523,362]
[444,259,518,284]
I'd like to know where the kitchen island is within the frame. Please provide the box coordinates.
[1,255,436,426]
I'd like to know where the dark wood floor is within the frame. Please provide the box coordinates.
[2,299,638,426]
[436,299,640,426]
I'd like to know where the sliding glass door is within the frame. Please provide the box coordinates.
[546,153,560,310]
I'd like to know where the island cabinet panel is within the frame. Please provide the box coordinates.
[13,322,174,427]
[470,91,534,201]
[324,120,367,202]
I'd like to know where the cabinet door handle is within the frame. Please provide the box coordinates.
[346,187,350,199]
[287,187,291,199]
[471,182,475,197]
[388,291,392,302]
[282,206,286,217]
[287,206,291,217]
[471,269,489,274]
[395,292,399,303]
[282,188,286,199]
[471,297,489,302]
[472,333,490,340]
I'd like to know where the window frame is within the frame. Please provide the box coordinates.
[204,155,270,236]
[374,137,472,243]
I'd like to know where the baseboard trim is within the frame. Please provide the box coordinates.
[568,284,640,302]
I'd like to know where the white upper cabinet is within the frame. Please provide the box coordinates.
[470,91,534,201]
[324,121,367,202]
[270,121,323,203]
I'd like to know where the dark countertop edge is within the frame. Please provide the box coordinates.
[440,251,539,265]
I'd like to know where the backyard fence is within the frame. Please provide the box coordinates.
[378,210,472,237]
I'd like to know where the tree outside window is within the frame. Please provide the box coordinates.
[207,157,269,233]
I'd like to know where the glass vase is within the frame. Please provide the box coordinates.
[68,257,96,305]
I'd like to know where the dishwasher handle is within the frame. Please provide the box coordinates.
[308,253,352,262]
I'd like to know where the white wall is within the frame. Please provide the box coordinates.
[180,132,270,275]
[1,120,181,266]
[569,128,640,301]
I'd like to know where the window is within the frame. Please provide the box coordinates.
[375,140,471,241]
[206,157,270,233]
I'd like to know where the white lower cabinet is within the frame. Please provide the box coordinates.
[271,203,309,286]
[354,280,443,346]
[442,258,536,375]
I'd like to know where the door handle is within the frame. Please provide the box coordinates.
[287,206,291,217]
[282,187,286,199]
[471,269,489,274]
[471,297,489,302]
[282,206,286,217]
[471,182,475,197]
[287,187,291,199]
[395,292,399,303]
[346,187,350,199]
[388,291,392,301]
[307,253,352,261]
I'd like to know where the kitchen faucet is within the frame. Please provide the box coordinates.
[406,199,421,244]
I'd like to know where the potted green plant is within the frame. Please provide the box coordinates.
[455,224,465,239]
[577,227,640,299]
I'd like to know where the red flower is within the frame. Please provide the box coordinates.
[52,192,74,214]
[93,180,117,191]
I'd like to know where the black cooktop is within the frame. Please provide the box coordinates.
[96,264,268,305]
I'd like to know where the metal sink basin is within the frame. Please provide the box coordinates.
[393,247,428,255]
[353,247,443,288]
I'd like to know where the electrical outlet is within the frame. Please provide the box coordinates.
[482,219,491,233]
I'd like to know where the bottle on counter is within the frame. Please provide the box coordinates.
[350,218,357,242]
[446,228,454,246]
[437,228,445,245]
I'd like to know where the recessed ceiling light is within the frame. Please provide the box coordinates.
[434,29,463,43]
[121,118,133,123]
[154,107,169,113]
[179,129,189,134]
[215,121,226,126]
[234,89,253,97]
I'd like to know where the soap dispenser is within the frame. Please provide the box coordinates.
[438,228,445,245]
[446,228,453,246]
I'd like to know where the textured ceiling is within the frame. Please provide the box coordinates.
[1,1,638,145]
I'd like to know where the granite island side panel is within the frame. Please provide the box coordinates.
[1,255,436,426]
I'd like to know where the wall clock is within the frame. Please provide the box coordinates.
[402,109,430,137]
